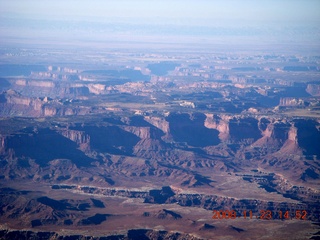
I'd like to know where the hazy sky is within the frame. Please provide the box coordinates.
[0,0,319,47]
[1,0,319,24]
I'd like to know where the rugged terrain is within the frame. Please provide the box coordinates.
[0,50,319,240]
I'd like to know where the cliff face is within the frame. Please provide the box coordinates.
[0,90,50,116]
[266,119,320,160]
[279,97,305,106]
[165,113,220,147]
[294,119,320,159]
[9,79,92,98]
[0,135,7,155]
[204,114,230,141]
[0,128,94,168]
[144,116,170,134]
[0,113,319,185]
[1,90,43,113]
[123,126,153,139]
[0,90,95,117]
[87,84,107,94]
[1,114,318,162]
[59,129,91,152]
[15,79,55,88]
[0,113,319,237]
[228,117,261,143]
[306,83,320,96]
[62,86,90,96]
[253,120,291,151]
[163,113,319,162]
[59,129,90,145]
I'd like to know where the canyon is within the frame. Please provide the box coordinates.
[0,50,319,240]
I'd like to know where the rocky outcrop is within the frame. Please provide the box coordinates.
[279,97,305,106]
[294,119,320,159]
[69,126,141,156]
[14,79,55,88]
[1,113,319,181]
[0,128,94,168]
[123,126,153,139]
[204,114,230,141]
[62,86,90,96]
[0,229,201,240]
[54,184,319,221]
[59,129,91,152]
[1,90,43,111]
[144,116,170,133]
[154,209,182,219]
[0,90,96,117]
[306,84,320,96]
[253,120,291,152]
[88,84,106,94]
[59,129,90,145]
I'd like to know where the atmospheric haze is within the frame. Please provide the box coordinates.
[0,1,320,240]
[1,0,320,49]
